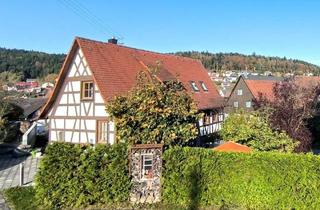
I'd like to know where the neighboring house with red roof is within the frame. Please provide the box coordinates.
[15,81,40,93]
[213,141,252,153]
[226,75,320,113]
[225,75,282,113]
[294,76,320,89]
[39,37,224,144]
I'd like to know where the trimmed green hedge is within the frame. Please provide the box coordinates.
[35,143,320,209]
[162,147,320,209]
[35,142,131,209]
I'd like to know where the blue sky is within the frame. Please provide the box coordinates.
[0,0,319,65]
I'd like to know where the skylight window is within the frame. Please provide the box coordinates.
[190,81,199,92]
[199,81,208,91]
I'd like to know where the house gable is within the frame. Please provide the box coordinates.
[47,47,114,144]
[226,76,255,113]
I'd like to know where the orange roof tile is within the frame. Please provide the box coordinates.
[213,141,252,153]
[294,76,320,89]
[244,76,320,102]
[245,79,278,101]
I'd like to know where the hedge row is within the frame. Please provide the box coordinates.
[35,142,131,209]
[35,143,320,209]
[162,147,320,209]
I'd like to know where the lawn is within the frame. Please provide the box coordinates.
[3,186,38,210]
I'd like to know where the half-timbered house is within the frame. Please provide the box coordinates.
[39,37,224,144]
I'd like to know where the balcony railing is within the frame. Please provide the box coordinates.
[198,122,222,136]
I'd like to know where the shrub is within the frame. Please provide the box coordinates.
[220,111,298,152]
[162,147,320,209]
[35,142,131,209]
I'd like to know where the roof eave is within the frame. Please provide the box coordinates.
[38,38,80,119]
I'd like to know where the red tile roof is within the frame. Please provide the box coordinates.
[213,141,252,153]
[245,79,277,101]
[294,76,320,89]
[40,37,223,118]
[245,76,320,102]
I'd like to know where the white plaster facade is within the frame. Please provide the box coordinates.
[47,49,115,144]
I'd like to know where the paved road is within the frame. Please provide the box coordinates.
[0,192,10,210]
[0,155,41,190]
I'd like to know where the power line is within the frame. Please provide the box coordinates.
[57,0,108,35]
[67,0,123,40]
[57,0,123,39]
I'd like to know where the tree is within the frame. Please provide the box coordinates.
[0,118,17,143]
[0,47,65,80]
[106,71,201,146]
[0,91,19,143]
[220,111,298,152]
[43,73,58,83]
[0,71,22,86]
[255,79,320,152]
[0,91,14,118]
[175,51,320,75]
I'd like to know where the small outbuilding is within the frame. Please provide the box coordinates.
[213,141,252,153]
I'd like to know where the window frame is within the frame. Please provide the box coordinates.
[233,101,239,108]
[199,81,208,92]
[237,89,243,96]
[141,154,154,180]
[218,113,224,122]
[246,101,252,108]
[204,114,211,125]
[190,81,200,92]
[81,81,94,101]
[96,120,115,144]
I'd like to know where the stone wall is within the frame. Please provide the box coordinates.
[129,144,163,203]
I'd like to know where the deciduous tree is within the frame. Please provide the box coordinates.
[255,79,320,152]
[106,72,201,146]
[0,91,19,143]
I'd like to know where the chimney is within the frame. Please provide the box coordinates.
[108,37,118,44]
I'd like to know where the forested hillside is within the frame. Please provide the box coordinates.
[175,51,320,75]
[1,47,319,83]
[0,47,65,80]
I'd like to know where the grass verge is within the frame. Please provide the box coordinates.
[3,186,38,210]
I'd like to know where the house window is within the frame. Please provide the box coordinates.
[213,114,219,123]
[190,81,199,92]
[97,120,114,144]
[81,81,94,100]
[199,81,208,91]
[204,114,211,125]
[237,89,243,96]
[246,101,252,108]
[233,101,239,108]
[141,154,153,179]
[218,113,224,122]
